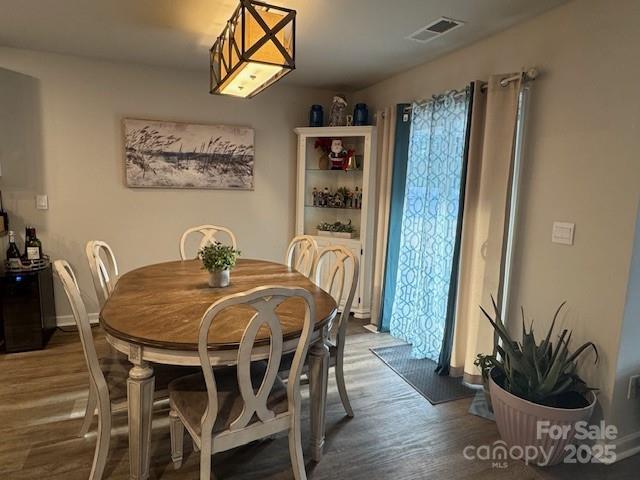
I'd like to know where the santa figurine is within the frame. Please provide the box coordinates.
[329,139,347,170]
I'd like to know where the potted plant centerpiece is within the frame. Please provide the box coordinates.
[480,298,598,466]
[198,241,240,288]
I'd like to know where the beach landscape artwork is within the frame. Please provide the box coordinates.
[124,118,254,189]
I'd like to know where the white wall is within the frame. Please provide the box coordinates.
[356,0,640,454]
[0,48,332,317]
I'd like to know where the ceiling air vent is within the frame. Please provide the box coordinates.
[407,17,464,43]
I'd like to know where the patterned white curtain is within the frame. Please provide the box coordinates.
[389,89,471,359]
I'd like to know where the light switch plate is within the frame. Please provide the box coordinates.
[552,222,574,245]
[36,194,48,210]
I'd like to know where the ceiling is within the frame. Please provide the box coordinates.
[0,0,567,90]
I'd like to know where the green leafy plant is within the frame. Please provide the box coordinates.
[480,297,598,408]
[198,242,240,272]
[317,220,355,233]
[474,353,495,383]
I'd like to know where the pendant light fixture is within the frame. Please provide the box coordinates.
[210,0,296,98]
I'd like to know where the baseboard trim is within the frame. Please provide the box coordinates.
[363,324,379,334]
[352,308,371,320]
[56,313,100,327]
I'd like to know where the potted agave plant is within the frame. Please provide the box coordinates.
[198,241,240,288]
[480,298,598,466]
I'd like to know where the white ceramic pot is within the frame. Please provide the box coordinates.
[208,269,230,288]
[489,369,596,466]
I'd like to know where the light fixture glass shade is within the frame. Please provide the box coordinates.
[210,0,296,98]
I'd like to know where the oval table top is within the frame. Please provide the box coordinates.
[101,258,337,351]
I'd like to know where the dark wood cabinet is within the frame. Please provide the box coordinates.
[0,265,56,352]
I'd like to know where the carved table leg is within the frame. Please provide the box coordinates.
[127,354,155,480]
[308,330,329,462]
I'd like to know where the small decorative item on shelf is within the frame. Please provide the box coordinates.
[198,241,241,288]
[342,149,357,170]
[314,137,332,170]
[353,186,362,209]
[317,220,357,239]
[322,186,330,206]
[328,95,348,126]
[353,103,369,126]
[309,104,323,127]
[329,139,347,170]
[336,187,350,208]
[345,114,353,127]
[311,186,361,209]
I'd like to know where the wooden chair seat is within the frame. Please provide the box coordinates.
[169,362,288,437]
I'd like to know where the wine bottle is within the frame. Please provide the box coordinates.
[6,230,21,269]
[25,226,42,261]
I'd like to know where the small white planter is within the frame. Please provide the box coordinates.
[489,370,596,466]
[317,230,356,239]
[208,269,230,288]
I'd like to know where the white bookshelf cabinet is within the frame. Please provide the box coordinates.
[294,126,377,319]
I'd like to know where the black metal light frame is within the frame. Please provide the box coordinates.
[210,0,296,98]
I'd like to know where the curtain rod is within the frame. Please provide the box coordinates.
[480,67,538,92]
[404,68,539,111]
[407,86,470,110]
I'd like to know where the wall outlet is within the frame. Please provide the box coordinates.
[628,374,640,400]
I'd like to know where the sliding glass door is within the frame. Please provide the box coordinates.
[389,89,471,360]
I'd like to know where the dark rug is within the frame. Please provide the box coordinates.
[370,344,477,405]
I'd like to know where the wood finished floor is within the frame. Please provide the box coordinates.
[1,319,638,479]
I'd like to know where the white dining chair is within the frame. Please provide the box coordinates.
[179,224,238,260]
[285,235,318,277]
[168,286,315,480]
[55,260,197,479]
[83,242,198,435]
[54,260,112,480]
[313,245,359,417]
[85,240,119,309]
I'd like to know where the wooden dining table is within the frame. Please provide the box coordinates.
[101,258,337,480]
